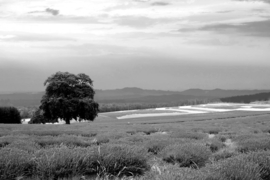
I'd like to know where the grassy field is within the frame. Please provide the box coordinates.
[1,106,270,180]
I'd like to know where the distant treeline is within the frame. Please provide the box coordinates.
[220,92,270,103]
[99,99,218,112]
[0,107,21,124]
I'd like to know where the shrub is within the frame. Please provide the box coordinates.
[160,143,211,168]
[194,127,222,135]
[170,131,206,140]
[135,126,159,135]
[93,135,110,145]
[209,155,264,180]
[0,107,21,124]
[34,146,87,179]
[217,135,227,142]
[29,109,57,124]
[94,144,149,176]
[0,134,34,149]
[236,136,270,152]
[0,139,9,148]
[206,139,224,152]
[0,148,34,179]
[211,150,238,162]
[142,166,209,180]
[33,144,149,179]
[242,151,270,180]
[14,130,97,137]
[144,138,191,155]
[35,135,93,148]
[144,139,172,155]
[5,140,41,152]
[121,135,149,144]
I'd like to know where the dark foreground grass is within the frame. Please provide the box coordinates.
[0,111,270,179]
[0,144,149,180]
[160,143,212,168]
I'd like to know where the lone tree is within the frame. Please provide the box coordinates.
[40,72,99,124]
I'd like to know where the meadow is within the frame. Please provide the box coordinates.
[1,103,270,180]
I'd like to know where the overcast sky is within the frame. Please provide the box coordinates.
[0,0,270,92]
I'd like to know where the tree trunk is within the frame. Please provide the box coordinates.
[66,119,70,124]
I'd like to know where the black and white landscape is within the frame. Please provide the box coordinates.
[1,0,270,180]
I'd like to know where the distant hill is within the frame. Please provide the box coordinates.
[220,92,270,103]
[97,94,209,103]
[95,87,181,101]
[180,89,269,98]
[0,92,44,107]
[0,87,269,107]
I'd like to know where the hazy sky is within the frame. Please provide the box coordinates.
[0,0,270,91]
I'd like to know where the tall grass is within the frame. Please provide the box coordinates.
[235,134,270,152]
[160,143,211,168]
[0,144,149,179]
[207,155,264,180]
[0,148,34,179]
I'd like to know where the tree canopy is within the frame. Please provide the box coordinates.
[0,107,21,124]
[40,72,99,124]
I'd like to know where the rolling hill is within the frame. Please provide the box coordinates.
[180,89,269,98]
[0,87,269,107]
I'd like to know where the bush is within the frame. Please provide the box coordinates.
[34,146,87,179]
[236,135,270,152]
[206,139,224,152]
[0,148,34,179]
[242,151,270,180]
[217,135,227,142]
[170,131,206,140]
[5,140,41,152]
[160,143,211,168]
[33,144,149,179]
[209,155,264,180]
[120,135,149,144]
[35,135,93,148]
[93,135,110,145]
[0,135,34,149]
[142,166,209,180]
[135,126,159,135]
[144,138,191,155]
[94,144,149,176]
[29,109,57,124]
[211,150,238,162]
[0,107,21,124]
[144,139,171,155]
[194,127,222,135]
[13,130,97,137]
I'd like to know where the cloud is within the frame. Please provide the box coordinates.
[45,8,59,16]
[114,16,168,28]
[179,19,270,37]
[201,19,270,37]
[151,2,170,6]
[0,35,16,39]
[234,0,270,4]
[133,0,150,2]
[114,16,156,28]
[28,8,60,16]
[216,10,234,13]
[1,34,75,42]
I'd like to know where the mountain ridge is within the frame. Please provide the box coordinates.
[0,87,269,107]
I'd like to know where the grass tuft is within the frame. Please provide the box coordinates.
[160,143,211,168]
